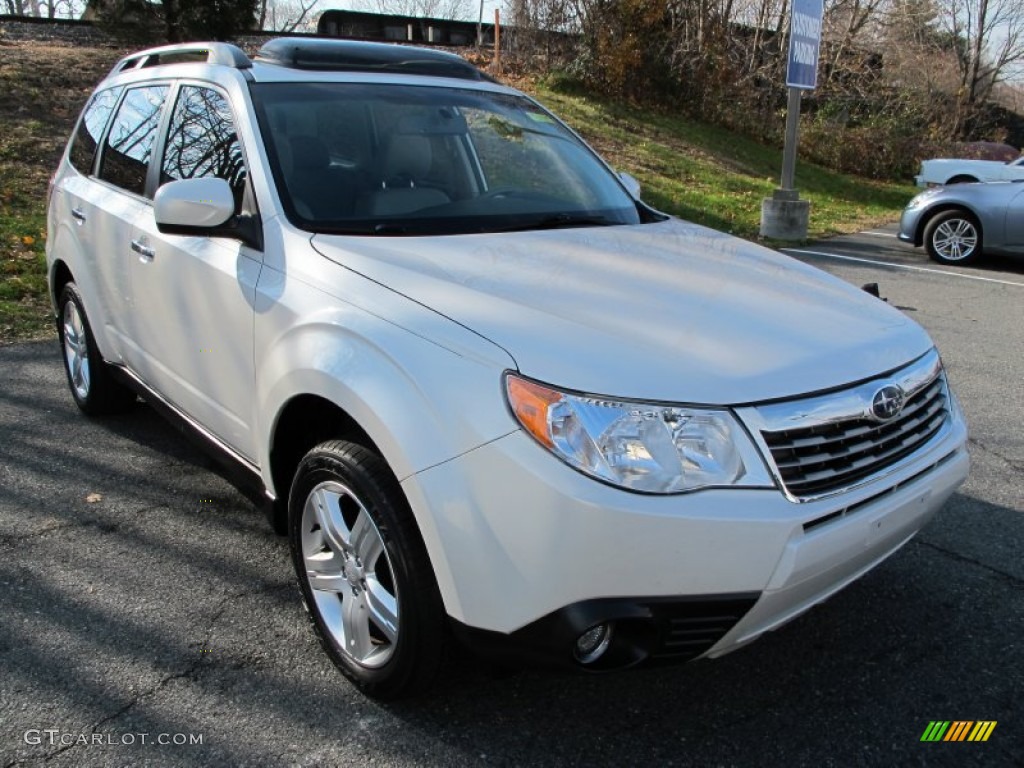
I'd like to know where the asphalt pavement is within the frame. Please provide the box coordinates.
[1,228,1021,767]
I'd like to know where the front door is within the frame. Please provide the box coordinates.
[126,83,262,460]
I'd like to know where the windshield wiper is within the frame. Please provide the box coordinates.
[496,214,616,233]
[372,223,411,235]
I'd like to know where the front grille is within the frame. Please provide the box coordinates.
[762,374,949,499]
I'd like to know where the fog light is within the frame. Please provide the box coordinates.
[574,623,612,664]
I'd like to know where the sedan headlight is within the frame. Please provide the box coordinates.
[906,188,941,209]
[505,374,772,493]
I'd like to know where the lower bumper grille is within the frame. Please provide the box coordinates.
[650,598,758,660]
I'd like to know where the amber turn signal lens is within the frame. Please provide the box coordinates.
[506,376,563,449]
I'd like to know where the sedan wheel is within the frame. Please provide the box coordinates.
[924,211,982,265]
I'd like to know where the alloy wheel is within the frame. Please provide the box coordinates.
[300,480,399,668]
[62,299,91,400]
[931,218,978,261]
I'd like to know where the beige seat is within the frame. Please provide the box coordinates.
[368,135,450,216]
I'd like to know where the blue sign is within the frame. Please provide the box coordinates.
[786,0,824,90]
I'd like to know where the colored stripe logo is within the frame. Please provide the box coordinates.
[920,721,997,742]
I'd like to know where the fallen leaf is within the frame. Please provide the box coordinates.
[85,492,102,503]
[21,235,35,246]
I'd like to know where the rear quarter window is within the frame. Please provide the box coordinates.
[68,87,123,176]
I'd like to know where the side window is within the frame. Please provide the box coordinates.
[160,86,248,214]
[69,86,122,175]
[98,85,169,196]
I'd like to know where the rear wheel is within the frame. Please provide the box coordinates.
[288,440,445,699]
[58,282,136,415]
[923,210,982,265]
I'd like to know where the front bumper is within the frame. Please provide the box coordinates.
[402,405,968,669]
[898,207,922,244]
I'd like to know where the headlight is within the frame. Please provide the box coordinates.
[505,374,773,493]
[906,188,940,209]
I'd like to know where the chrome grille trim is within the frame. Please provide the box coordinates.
[740,349,952,502]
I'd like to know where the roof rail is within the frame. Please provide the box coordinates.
[107,42,252,78]
[254,38,496,82]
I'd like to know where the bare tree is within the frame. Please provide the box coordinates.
[258,0,321,31]
[2,0,87,16]
[939,0,1024,121]
[2,0,40,15]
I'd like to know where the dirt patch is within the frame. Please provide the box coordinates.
[0,41,127,339]
[0,41,125,192]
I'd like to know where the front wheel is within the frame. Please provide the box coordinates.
[58,282,136,415]
[923,210,982,265]
[288,440,445,699]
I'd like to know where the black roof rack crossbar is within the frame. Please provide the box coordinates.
[108,42,252,78]
[254,38,496,82]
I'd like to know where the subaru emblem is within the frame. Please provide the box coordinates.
[871,385,905,421]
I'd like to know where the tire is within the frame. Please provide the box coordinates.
[288,440,445,699]
[945,175,978,184]
[57,282,136,415]
[923,210,983,265]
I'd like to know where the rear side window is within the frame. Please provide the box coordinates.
[160,86,248,213]
[98,85,169,196]
[69,87,122,175]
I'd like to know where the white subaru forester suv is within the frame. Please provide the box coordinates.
[47,38,968,698]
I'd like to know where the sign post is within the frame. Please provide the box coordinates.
[760,0,824,240]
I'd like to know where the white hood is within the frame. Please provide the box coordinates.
[312,219,932,404]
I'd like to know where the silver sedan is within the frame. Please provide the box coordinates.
[898,180,1024,265]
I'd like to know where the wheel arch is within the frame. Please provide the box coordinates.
[945,175,979,184]
[263,383,471,620]
[50,260,74,307]
[916,204,983,246]
[266,393,382,533]
[258,322,515,612]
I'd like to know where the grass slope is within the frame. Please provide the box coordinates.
[0,41,916,342]
[532,82,916,239]
[0,42,128,341]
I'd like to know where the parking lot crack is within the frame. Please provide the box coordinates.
[0,521,77,546]
[40,668,198,763]
[968,437,1024,474]
[919,539,1023,586]
[35,583,291,763]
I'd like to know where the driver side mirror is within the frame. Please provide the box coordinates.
[154,177,263,250]
[155,177,235,229]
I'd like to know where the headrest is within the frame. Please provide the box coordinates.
[384,135,432,180]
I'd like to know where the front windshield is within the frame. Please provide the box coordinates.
[251,82,642,235]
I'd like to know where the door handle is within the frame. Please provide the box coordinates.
[130,239,155,261]
[71,208,86,224]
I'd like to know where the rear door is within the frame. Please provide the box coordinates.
[91,83,171,361]
[126,83,261,460]
[55,85,129,359]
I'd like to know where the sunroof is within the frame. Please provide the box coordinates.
[255,38,495,82]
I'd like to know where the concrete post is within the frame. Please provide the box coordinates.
[760,87,810,240]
